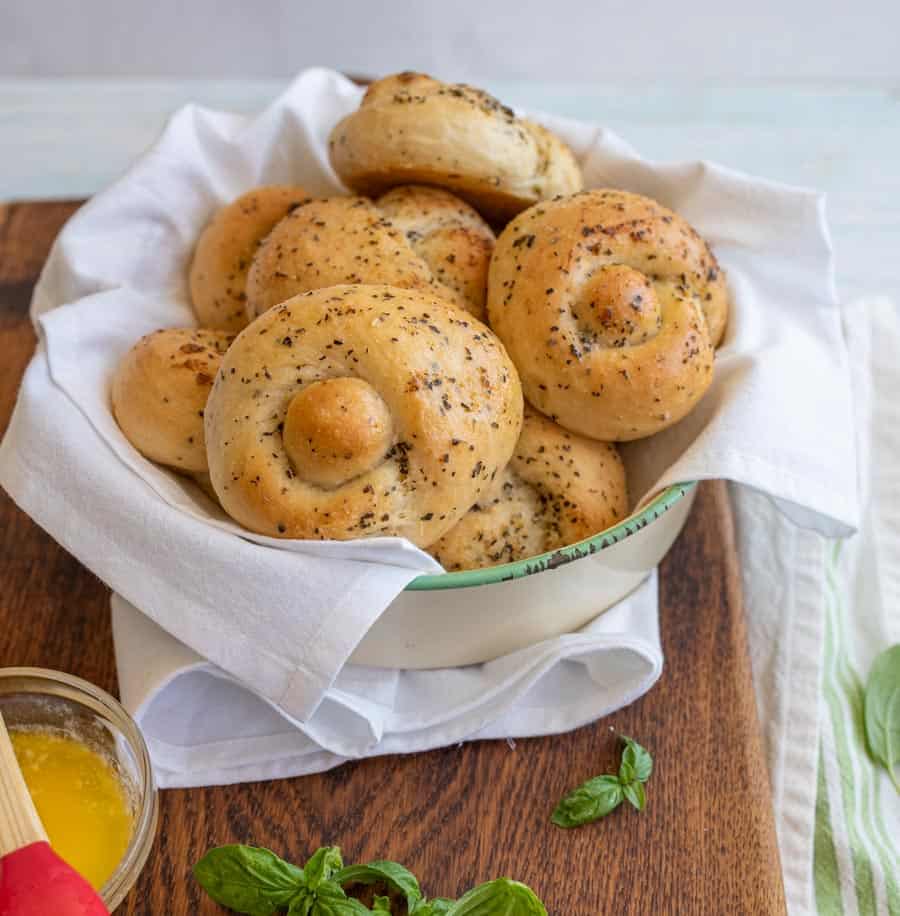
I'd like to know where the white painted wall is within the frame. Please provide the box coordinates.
[3,0,899,82]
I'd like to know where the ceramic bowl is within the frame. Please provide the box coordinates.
[349,482,696,668]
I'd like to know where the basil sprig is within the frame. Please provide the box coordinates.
[194,845,368,915]
[864,643,900,795]
[552,735,653,828]
[194,846,547,914]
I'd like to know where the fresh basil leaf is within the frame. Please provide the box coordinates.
[193,844,305,915]
[412,898,455,915]
[288,882,372,916]
[309,882,374,915]
[287,894,314,916]
[552,773,623,828]
[622,780,646,811]
[445,878,546,915]
[372,896,392,913]
[618,759,635,784]
[864,643,900,795]
[336,861,422,908]
[621,736,653,783]
[304,847,344,891]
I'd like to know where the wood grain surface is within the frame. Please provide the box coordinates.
[0,201,786,915]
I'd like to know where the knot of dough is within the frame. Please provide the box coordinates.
[189,185,311,332]
[204,284,524,546]
[431,408,628,571]
[282,378,394,489]
[245,192,493,322]
[328,71,584,222]
[575,263,662,348]
[488,189,730,442]
[112,328,234,472]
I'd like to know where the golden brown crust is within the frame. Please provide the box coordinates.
[245,191,493,321]
[375,185,495,320]
[111,328,235,472]
[430,408,628,570]
[328,72,583,222]
[487,189,728,441]
[204,284,524,546]
[282,377,395,489]
[189,185,311,331]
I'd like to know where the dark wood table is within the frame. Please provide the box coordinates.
[0,201,786,915]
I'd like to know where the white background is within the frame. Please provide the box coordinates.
[2,0,900,82]
[0,0,898,302]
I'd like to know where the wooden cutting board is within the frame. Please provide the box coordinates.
[0,201,786,915]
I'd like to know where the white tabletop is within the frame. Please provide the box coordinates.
[1,78,897,303]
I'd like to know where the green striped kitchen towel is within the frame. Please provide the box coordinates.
[813,299,900,915]
[735,298,899,915]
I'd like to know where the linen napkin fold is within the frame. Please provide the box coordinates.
[113,573,661,788]
[0,67,858,736]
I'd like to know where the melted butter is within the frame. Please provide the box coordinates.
[10,728,134,890]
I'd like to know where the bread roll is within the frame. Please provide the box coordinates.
[430,408,628,570]
[329,72,583,222]
[376,185,494,317]
[189,185,311,332]
[245,190,493,322]
[204,284,524,546]
[112,328,234,472]
[487,189,728,441]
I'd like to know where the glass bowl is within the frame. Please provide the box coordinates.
[0,667,158,911]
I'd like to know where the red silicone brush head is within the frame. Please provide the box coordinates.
[0,842,109,915]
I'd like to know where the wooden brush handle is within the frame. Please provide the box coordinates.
[0,712,47,857]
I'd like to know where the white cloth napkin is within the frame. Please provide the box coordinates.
[0,69,860,783]
[112,573,661,787]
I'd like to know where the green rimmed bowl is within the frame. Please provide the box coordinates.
[349,481,696,668]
